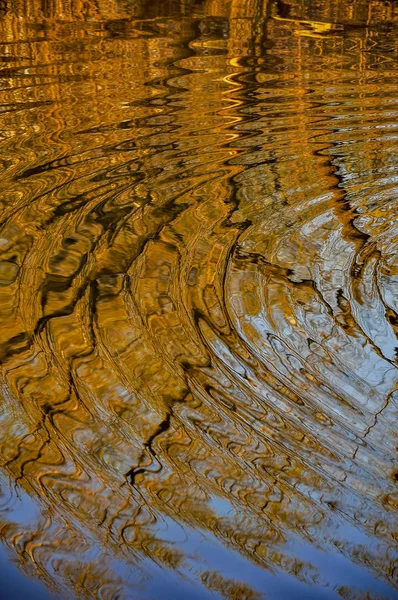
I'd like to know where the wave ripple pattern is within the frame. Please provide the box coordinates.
[0,1,397,599]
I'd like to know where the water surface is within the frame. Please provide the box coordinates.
[0,1,398,598]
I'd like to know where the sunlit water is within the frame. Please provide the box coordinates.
[0,1,397,598]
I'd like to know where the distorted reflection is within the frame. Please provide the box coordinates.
[0,1,397,598]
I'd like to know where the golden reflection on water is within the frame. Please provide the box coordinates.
[0,0,397,598]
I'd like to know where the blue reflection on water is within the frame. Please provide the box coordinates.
[0,545,54,600]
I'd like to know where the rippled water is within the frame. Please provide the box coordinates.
[0,1,398,598]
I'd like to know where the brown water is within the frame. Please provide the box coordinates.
[0,1,397,598]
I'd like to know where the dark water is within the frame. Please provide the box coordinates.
[0,1,397,598]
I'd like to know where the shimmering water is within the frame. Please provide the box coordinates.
[0,1,397,598]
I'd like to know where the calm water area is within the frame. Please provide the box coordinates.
[0,1,397,598]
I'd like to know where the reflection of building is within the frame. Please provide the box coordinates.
[0,1,397,599]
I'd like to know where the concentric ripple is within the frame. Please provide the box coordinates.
[0,1,398,599]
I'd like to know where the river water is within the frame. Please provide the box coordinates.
[0,1,397,598]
